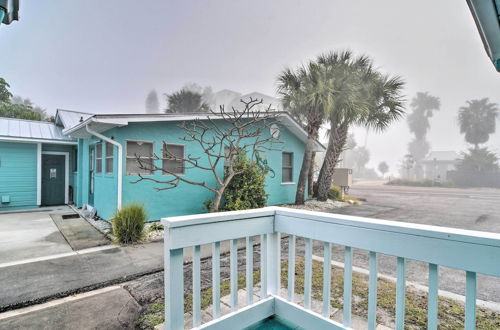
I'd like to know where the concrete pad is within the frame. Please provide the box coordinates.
[50,213,109,250]
[0,287,140,330]
[0,206,73,264]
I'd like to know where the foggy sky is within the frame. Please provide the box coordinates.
[1,0,499,175]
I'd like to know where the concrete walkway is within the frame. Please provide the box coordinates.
[0,286,141,330]
[50,213,109,250]
[0,241,163,312]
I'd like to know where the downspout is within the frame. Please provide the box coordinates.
[85,124,123,210]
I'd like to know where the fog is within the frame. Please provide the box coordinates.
[1,0,499,175]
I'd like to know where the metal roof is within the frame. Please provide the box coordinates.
[0,117,76,143]
[55,109,94,130]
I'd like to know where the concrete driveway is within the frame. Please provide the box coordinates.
[0,206,74,265]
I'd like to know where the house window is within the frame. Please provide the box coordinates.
[126,141,154,175]
[105,143,113,174]
[282,152,293,183]
[163,144,185,174]
[96,142,102,173]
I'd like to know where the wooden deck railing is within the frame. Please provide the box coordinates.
[162,206,500,330]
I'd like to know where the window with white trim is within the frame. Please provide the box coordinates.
[282,152,293,183]
[105,143,113,174]
[96,142,102,173]
[126,141,154,175]
[163,144,185,174]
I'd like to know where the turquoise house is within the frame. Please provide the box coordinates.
[0,110,324,220]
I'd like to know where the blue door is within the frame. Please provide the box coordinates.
[41,155,65,206]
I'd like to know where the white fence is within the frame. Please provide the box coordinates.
[162,206,500,330]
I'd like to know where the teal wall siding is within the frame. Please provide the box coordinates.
[77,120,306,221]
[0,141,38,210]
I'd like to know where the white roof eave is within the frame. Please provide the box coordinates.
[62,113,325,151]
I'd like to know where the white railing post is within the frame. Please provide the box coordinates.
[165,242,184,330]
[266,232,280,296]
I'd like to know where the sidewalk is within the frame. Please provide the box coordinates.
[0,241,163,312]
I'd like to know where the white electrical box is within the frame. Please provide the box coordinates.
[332,168,352,187]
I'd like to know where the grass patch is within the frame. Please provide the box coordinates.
[281,258,500,329]
[135,269,261,329]
[136,259,499,329]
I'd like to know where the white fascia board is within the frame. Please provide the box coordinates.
[0,136,77,145]
[63,112,325,151]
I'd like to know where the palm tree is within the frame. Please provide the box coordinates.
[165,89,210,113]
[458,98,498,148]
[316,52,405,201]
[277,61,331,204]
[407,92,440,179]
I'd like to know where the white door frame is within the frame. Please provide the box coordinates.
[40,151,70,205]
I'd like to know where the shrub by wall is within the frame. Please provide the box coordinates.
[112,203,146,244]
[220,154,268,211]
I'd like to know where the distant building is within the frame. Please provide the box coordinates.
[214,90,282,112]
[228,92,283,112]
[214,89,241,110]
[421,151,459,181]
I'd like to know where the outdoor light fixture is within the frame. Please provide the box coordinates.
[0,0,19,25]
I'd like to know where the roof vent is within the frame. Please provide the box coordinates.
[79,116,83,122]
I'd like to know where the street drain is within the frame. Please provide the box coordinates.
[62,213,80,220]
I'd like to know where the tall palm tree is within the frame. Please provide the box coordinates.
[277,61,331,204]
[316,52,405,201]
[458,98,498,149]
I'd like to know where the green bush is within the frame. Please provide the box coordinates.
[328,186,343,201]
[220,154,268,211]
[148,222,164,232]
[112,203,147,244]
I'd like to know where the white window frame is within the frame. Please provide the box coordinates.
[95,142,103,174]
[126,140,154,175]
[105,142,114,174]
[282,152,294,184]
[162,143,185,175]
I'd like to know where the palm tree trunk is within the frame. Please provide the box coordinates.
[316,122,348,201]
[308,151,316,197]
[295,125,319,205]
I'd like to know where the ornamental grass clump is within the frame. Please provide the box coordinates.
[112,203,147,244]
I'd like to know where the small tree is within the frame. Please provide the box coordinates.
[378,161,389,178]
[219,153,268,211]
[401,154,415,179]
[133,98,282,212]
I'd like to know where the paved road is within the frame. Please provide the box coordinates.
[338,183,500,233]
[324,182,500,304]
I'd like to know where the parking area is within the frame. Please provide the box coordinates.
[0,206,76,265]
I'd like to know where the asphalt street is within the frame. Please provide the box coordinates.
[324,182,500,304]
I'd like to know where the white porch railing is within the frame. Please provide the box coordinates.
[161,206,500,330]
